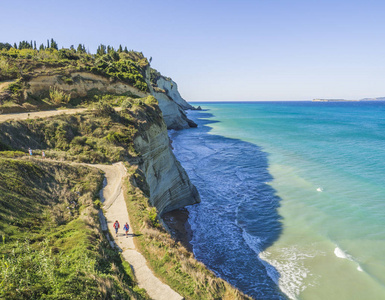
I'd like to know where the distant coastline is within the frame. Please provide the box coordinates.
[313,97,385,102]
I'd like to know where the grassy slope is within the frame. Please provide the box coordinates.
[0,47,149,113]
[0,96,251,299]
[0,157,148,299]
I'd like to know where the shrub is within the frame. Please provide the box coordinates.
[93,101,115,117]
[49,86,71,105]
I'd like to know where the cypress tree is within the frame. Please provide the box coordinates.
[50,38,58,50]
[124,46,128,53]
[39,44,45,51]
[47,39,50,49]
[13,43,17,49]
[118,44,123,53]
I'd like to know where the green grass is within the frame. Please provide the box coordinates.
[0,97,161,164]
[0,158,148,299]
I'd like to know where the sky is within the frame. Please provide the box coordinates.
[1,0,385,101]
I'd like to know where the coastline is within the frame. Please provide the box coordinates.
[162,208,193,252]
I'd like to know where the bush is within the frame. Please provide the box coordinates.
[93,101,115,117]
[49,86,71,105]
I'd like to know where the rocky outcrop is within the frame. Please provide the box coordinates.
[23,72,147,100]
[133,112,200,215]
[144,68,197,130]
[155,77,194,110]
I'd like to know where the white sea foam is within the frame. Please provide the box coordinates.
[334,246,363,272]
[261,245,322,300]
[334,247,351,259]
[242,230,319,300]
[316,187,323,192]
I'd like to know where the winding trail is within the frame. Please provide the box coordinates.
[94,162,183,300]
[0,108,182,298]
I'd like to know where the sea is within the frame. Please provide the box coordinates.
[169,101,385,300]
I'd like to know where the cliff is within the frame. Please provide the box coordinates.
[23,72,147,99]
[133,110,200,215]
[0,98,200,215]
[1,70,196,130]
[145,68,197,130]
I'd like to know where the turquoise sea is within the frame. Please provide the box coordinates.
[170,101,385,299]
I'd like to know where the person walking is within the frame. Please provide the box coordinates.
[42,151,46,159]
[123,222,129,237]
[28,148,33,157]
[113,220,120,236]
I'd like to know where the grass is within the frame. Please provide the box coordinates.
[123,164,252,300]
[0,157,148,299]
[0,97,161,164]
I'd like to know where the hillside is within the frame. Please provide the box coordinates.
[0,41,197,129]
[0,41,250,300]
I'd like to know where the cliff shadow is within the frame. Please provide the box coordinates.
[170,109,286,299]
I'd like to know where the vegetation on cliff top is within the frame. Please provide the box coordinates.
[0,96,160,164]
[0,39,149,111]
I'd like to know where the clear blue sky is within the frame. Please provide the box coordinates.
[1,0,385,101]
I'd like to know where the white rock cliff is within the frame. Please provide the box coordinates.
[133,112,200,215]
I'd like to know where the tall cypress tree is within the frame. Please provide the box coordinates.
[50,38,58,50]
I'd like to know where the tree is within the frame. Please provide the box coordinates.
[34,41,37,50]
[13,43,17,49]
[124,46,128,53]
[39,44,45,51]
[0,42,12,50]
[118,44,123,53]
[47,39,50,49]
[97,44,106,56]
[77,44,83,53]
[50,38,58,50]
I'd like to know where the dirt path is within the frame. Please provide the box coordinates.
[0,107,124,123]
[0,108,88,122]
[94,162,183,300]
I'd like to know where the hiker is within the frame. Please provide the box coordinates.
[123,222,129,237]
[28,148,33,156]
[113,220,120,236]
[42,151,46,159]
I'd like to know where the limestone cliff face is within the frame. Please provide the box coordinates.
[23,72,147,100]
[144,68,196,130]
[133,113,200,215]
[22,70,196,130]
[155,77,193,110]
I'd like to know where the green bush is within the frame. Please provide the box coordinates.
[49,86,71,105]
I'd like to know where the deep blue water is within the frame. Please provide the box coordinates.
[170,101,385,299]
